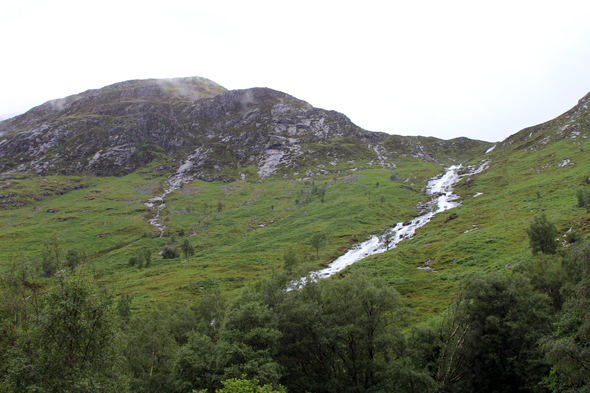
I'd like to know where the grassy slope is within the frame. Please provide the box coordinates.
[1,135,586,320]
[0,157,443,310]
[352,104,590,322]
[1,97,586,322]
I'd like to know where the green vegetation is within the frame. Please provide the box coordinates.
[1,269,128,391]
[0,79,589,391]
[527,214,559,255]
[281,248,298,273]
[2,241,590,392]
[309,233,327,258]
[0,164,439,311]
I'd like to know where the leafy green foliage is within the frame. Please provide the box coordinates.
[515,254,568,311]
[216,376,287,393]
[117,294,133,324]
[128,249,152,269]
[41,234,64,275]
[2,273,129,392]
[309,233,327,258]
[65,249,80,270]
[541,242,590,392]
[0,252,43,383]
[282,248,298,273]
[123,304,193,392]
[1,76,590,392]
[181,239,195,258]
[429,274,552,393]
[527,214,559,255]
[566,231,582,245]
[275,273,434,393]
[162,247,180,259]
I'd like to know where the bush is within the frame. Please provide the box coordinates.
[566,231,582,245]
[65,249,79,270]
[282,248,298,273]
[180,239,194,258]
[527,214,558,255]
[162,247,180,259]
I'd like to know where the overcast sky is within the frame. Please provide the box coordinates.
[1,0,590,142]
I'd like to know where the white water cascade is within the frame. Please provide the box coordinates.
[302,162,489,282]
[144,159,196,236]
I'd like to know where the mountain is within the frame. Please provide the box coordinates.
[0,77,490,180]
[0,76,588,321]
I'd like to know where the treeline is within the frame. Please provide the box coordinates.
[1,242,589,392]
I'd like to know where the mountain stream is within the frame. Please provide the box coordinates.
[144,158,197,236]
[302,162,489,282]
[146,158,488,276]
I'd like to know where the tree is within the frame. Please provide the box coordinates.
[3,273,129,392]
[129,249,152,270]
[142,249,152,268]
[542,241,590,392]
[527,214,559,255]
[217,200,224,213]
[162,247,180,259]
[0,252,43,383]
[276,273,433,393]
[65,249,80,270]
[566,231,582,245]
[41,234,64,275]
[216,376,287,393]
[219,297,283,386]
[432,274,552,393]
[282,248,298,273]
[174,297,283,392]
[190,289,228,337]
[309,233,326,258]
[515,254,568,311]
[124,304,185,392]
[181,239,195,258]
[117,294,133,324]
[174,333,232,392]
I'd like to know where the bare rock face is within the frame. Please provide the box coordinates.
[0,76,492,180]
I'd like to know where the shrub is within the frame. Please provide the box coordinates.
[526,214,558,255]
[162,247,180,259]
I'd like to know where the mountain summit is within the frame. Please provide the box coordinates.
[0,77,491,180]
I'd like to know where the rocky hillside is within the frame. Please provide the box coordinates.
[0,77,492,181]
[490,91,590,155]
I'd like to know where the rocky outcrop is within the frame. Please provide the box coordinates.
[0,77,492,181]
